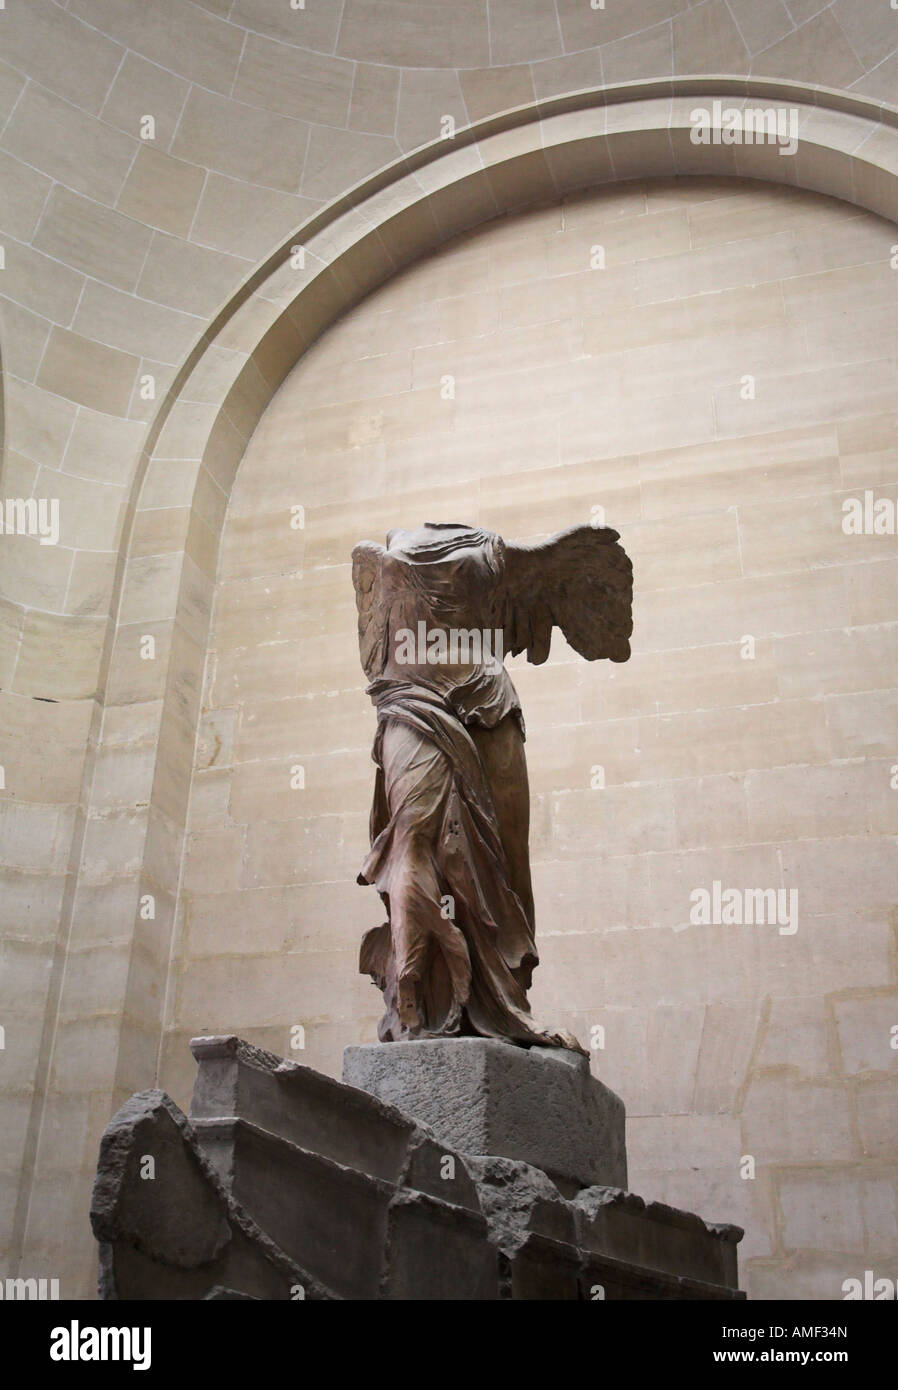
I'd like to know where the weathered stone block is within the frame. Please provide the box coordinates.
[342,1037,627,1193]
[505,1230,582,1300]
[190,1034,416,1185]
[201,1117,394,1300]
[92,1039,743,1300]
[380,1190,500,1300]
[574,1187,740,1288]
[90,1090,332,1300]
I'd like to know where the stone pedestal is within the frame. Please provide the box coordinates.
[342,1038,627,1195]
[91,1035,744,1300]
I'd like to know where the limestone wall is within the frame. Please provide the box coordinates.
[170,176,898,1300]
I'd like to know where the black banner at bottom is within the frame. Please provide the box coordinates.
[2,1297,890,1377]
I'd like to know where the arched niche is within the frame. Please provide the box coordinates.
[62,76,898,1099]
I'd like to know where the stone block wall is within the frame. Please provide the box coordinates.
[171,176,898,1300]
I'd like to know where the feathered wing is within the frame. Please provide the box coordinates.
[351,540,388,679]
[495,524,633,665]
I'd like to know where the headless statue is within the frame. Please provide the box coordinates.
[351,522,633,1055]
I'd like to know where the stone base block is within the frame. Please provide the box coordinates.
[342,1037,627,1194]
[91,1037,744,1300]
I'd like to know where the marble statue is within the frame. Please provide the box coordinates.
[351,521,633,1054]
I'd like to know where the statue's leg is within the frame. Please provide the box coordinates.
[379,720,456,1033]
[469,714,535,933]
[388,833,439,1031]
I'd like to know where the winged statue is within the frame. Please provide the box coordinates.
[351,521,633,1055]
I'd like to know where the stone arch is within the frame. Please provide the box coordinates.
[63,76,898,1101]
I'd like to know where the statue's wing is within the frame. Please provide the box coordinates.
[351,540,388,679]
[497,524,633,665]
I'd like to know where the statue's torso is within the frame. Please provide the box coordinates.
[371,531,522,732]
